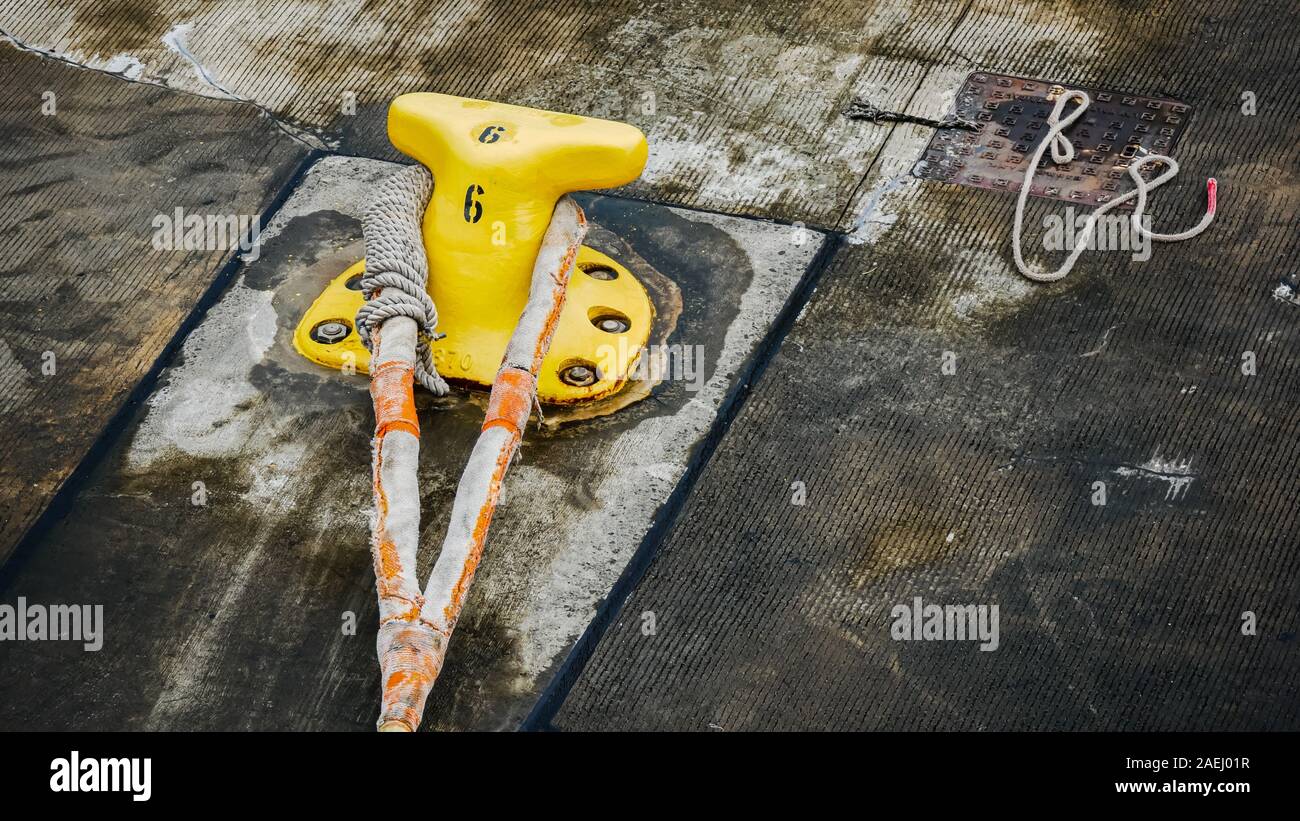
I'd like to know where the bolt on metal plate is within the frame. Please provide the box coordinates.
[311,320,350,344]
[913,72,1193,206]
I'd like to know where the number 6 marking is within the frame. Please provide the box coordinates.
[463,183,484,223]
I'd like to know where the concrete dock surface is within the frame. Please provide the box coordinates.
[0,0,1295,730]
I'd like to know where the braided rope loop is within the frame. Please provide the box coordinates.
[356,164,449,394]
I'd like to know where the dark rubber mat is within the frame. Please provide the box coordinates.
[0,45,306,563]
[551,1,1300,731]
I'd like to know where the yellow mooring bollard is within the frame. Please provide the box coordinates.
[295,93,652,403]
[295,94,650,731]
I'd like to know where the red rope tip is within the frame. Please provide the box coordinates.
[1206,178,1218,215]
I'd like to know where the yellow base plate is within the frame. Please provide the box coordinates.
[293,246,653,404]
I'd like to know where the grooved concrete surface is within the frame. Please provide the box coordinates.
[0,44,305,563]
[1,0,974,228]
[1,0,1298,732]
[552,1,1300,730]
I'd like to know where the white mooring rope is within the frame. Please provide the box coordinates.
[1012,89,1217,283]
[355,159,588,731]
[356,164,450,394]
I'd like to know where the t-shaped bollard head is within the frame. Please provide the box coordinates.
[295,94,656,403]
[395,94,650,400]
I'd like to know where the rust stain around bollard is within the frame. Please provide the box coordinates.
[914,72,1193,206]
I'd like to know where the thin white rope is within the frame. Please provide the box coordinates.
[356,164,450,394]
[1012,89,1217,283]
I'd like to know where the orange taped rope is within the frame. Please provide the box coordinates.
[482,368,536,436]
[370,361,420,439]
[369,197,587,731]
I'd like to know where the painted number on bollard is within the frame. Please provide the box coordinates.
[463,184,484,223]
[477,125,506,143]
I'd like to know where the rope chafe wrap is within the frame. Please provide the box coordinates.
[356,164,450,395]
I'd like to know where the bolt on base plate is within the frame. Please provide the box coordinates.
[293,245,654,404]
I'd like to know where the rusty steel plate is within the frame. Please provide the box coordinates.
[913,72,1193,206]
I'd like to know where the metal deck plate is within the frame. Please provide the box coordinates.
[914,72,1192,206]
